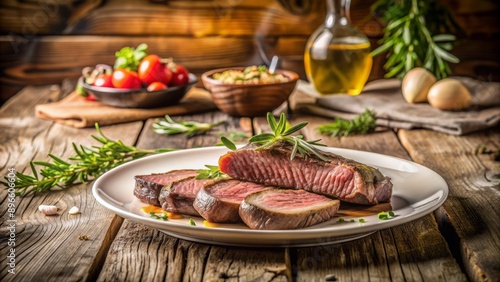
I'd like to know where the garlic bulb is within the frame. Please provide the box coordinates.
[38,205,58,215]
[401,67,437,103]
[427,78,472,110]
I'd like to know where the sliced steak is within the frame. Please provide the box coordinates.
[193,179,273,223]
[239,189,340,230]
[219,142,393,205]
[133,170,198,206]
[159,176,209,216]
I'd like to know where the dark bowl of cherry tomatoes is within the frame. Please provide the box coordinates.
[78,44,197,108]
[80,73,197,108]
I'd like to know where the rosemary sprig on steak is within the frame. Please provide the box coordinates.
[153,115,225,136]
[249,112,329,161]
[196,165,229,180]
[2,124,176,196]
[317,109,377,137]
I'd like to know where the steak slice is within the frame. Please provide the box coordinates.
[134,170,198,206]
[159,176,209,216]
[219,143,393,205]
[193,179,273,223]
[239,189,340,230]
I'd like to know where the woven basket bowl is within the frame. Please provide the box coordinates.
[201,67,299,117]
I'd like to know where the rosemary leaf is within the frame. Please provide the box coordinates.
[195,165,228,180]
[152,115,224,136]
[317,110,377,137]
[1,123,177,196]
[217,113,329,161]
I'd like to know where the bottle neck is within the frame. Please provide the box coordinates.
[325,0,349,28]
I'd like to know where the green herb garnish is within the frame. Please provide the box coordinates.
[1,124,176,196]
[317,109,376,137]
[235,112,329,161]
[149,212,168,221]
[189,218,196,226]
[378,211,396,220]
[153,115,225,137]
[338,218,345,223]
[113,43,148,71]
[370,0,462,79]
[359,218,366,223]
[196,165,228,180]
[350,219,355,223]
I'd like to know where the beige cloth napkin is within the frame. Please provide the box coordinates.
[35,87,216,128]
[294,77,500,135]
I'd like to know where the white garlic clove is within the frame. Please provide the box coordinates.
[427,78,472,110]
[401,67,437,103]
[68,206,80,215]
[38,205,58,216]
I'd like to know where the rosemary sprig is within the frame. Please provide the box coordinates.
[1,124,176,196]
[195,165,228,180]
[371,0,462,79]
[236,112,329,161]
[152,115,225,136]
[317,110,376,137]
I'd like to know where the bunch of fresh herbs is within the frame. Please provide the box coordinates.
[1,124,176,195]
[371,0,462,79]
[317,110,377,137]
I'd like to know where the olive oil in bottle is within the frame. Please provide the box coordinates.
[304,41,372,95]
[304,0,372,95]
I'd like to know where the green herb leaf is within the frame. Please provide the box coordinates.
[196,165,228,180]
[153,115,224,137]
[189,218,196,226]
[220,136,237,150]
[150,211,168,221]
[0,123,176,196]
[317,109,377,137]
[371,0,462,79]
[113,43,149,71]
[378,211,397,220]
[247,113,329,161]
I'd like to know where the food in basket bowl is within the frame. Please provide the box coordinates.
[77,44,196,108]
[201,66,299,117]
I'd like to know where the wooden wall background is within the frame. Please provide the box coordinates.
[1,0,499,103]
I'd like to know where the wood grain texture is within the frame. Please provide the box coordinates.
[398,129,500,282]
[0,82,143,281]
[253,114,467,281]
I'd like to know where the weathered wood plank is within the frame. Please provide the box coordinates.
[0,82,143,281]
[398,129,500,282]
[253,114,467,281]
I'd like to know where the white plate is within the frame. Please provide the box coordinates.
[92,146,448,247]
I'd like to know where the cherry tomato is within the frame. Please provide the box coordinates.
[112,69,142,89]
[170,64,190,86]
[93,74,113,88]
[147,82,167,91]
[138,55,172,85]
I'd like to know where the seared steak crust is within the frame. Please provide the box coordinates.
[219,143,392,205]
[193,179,272,223]
[239,189,340,230]
[133,170,198,206]
[159,176,209,216]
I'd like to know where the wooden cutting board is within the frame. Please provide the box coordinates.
[35,87,216,128]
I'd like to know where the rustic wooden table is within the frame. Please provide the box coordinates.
[1,81,498,282]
